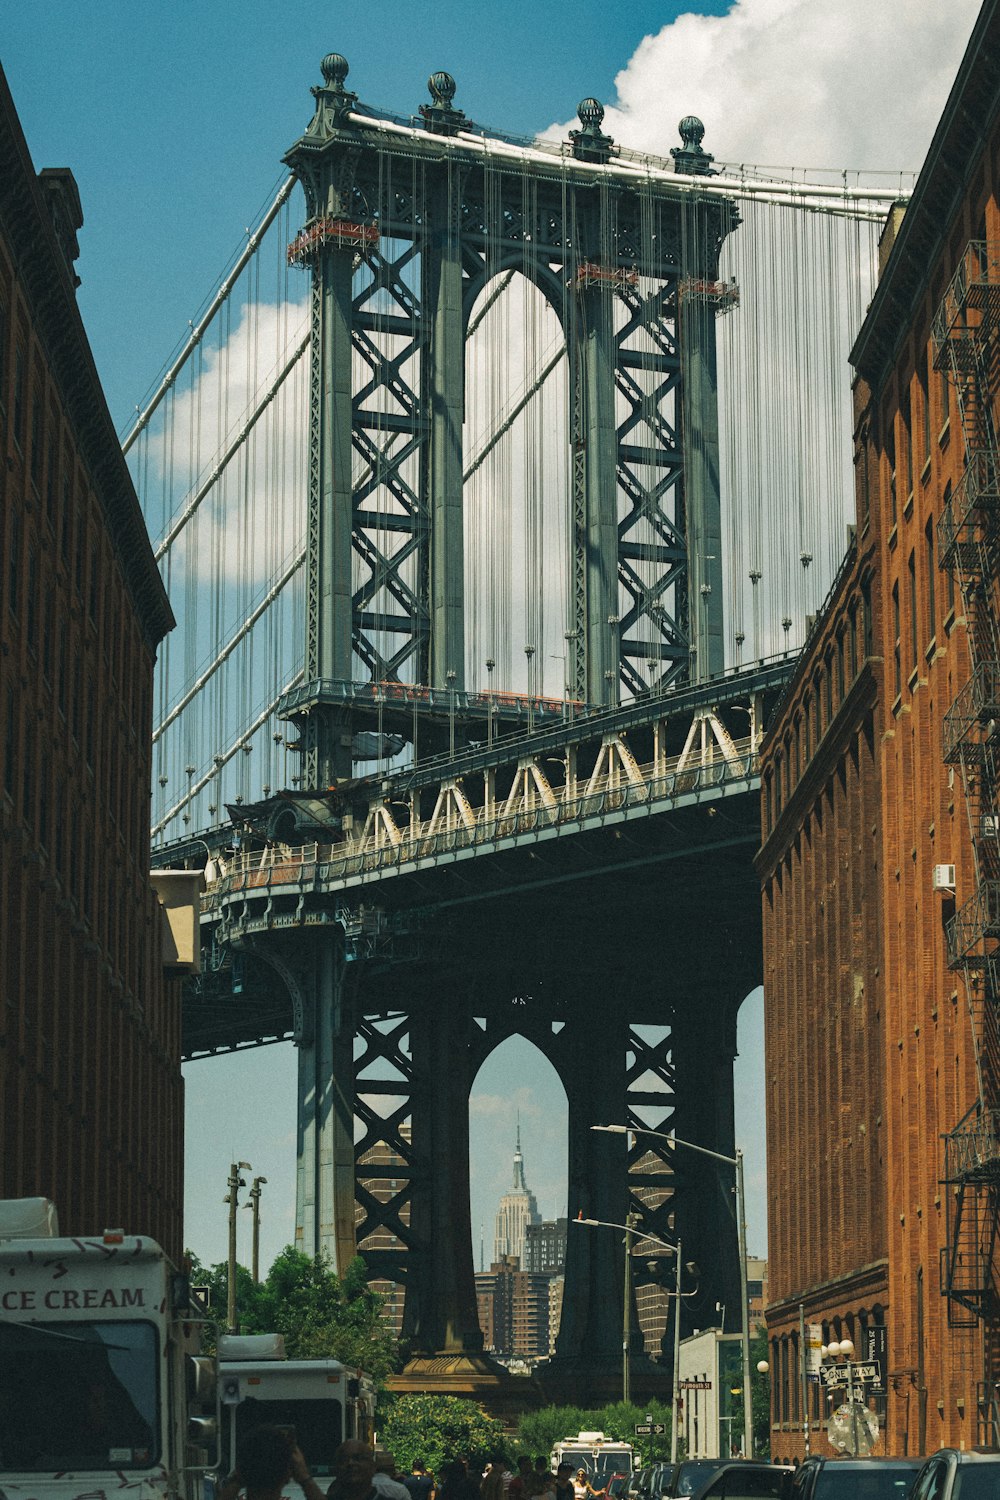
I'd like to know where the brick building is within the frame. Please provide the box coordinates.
[0,66,182,1255]
[475,1254,551,1363]
[758,2,1000,1459]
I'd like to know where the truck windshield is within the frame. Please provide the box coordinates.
[595,1453,631,1478]
[0,1320,158,1472]
[231,1398,344,1477]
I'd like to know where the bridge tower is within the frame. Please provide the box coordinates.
[209,55,754,1402]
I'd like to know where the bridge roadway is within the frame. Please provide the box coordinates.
[167,657,792,1401]
[172,657,792,1050]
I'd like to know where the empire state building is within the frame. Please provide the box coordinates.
[493,1125,540,1266]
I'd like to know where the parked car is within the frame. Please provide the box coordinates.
[788,1456,922,1498]
[660,1462,792,1497]
[689,1463,793,1499]
[658,1462,732,1497]
[909,1448,1000,1498]
[606,1475,632,1500]
[627,1469,657,1500]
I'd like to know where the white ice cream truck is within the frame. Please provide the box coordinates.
[0,1198,218,1500]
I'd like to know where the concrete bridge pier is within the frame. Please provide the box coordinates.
[294,932,356,1272]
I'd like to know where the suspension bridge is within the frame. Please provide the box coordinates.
[136,55,911,1398]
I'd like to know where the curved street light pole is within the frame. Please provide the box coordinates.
[574,1216,695,1464]
[593,1124,754,1460]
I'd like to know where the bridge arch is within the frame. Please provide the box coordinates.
[469,1033,569,1358]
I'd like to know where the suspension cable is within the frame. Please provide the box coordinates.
[154,328,309,560]
[152,672,304,838]
[123,176,296,455]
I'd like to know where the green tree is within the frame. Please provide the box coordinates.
[378,1394,509,1472]
[186,1247,398,1387]
[515,1404,672,1470]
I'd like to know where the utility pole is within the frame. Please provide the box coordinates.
[623,1210,640,1405]
[225,1161,252,1332]
[248,1175,267,1283]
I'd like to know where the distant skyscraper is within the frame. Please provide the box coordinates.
[493,1124,540,1265]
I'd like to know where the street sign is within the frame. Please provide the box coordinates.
[863,1325,887,1393]
[678,1380,712,1390]
[806,1323,823,1381]
[634,1423,667,1435]
[827,1402,879,1456]
[820,1361,879,1386]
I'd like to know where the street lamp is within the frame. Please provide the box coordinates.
[486,658,496,747]
[446,669,457,757]
[822,1338,865,1456]
[224,1161,252,1332]
[245,1175,267,1283]
[573,1214,697,1463]
[593,1123,753,1461]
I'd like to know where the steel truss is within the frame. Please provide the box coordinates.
[281,57,736,788]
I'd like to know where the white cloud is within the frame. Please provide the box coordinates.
[551,0,980,172]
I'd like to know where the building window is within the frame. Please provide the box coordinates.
[939,361,950,433]
[926,518,936,644]
[901,386,913,497]
[46,433,58,525]
[892,581,901,699]
[849,605,858,676]
[3,685,15,797]
[30,391,42,488]
[89,541,98,623]
[7,508,19,616]
[12,345,25,446]
[908,551,918,675]
[943,482,955,613]
[25,546,37,652]
[885,407,897,525]
[920,352,931,462]
[862,577,873,656]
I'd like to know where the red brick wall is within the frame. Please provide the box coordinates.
[0,94,182,1259]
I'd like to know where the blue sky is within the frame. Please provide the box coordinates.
[3,0,981,1280]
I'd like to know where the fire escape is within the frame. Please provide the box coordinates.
[933,240,1000,1444]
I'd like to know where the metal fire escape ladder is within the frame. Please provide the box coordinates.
[933,240,1000,1440]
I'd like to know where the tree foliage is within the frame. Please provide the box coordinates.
[727,1326,771,1458]
[515,1403,672,1467]
[378,1394,509,1472]
[187,1247,398,1386]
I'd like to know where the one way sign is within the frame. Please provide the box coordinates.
[820,1361,879,1386]
[634,1423,666,1435]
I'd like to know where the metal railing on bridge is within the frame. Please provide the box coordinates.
[203,733,757,902]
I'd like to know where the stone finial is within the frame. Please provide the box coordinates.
[671,115,715,176]
[311,52,358,128]
[428,71,457,108]
[420,70,467,135]
[320,53,350,90]
[570,96,614,163]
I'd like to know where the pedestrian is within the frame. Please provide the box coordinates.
[216,1425,327,1500]
[372,1453,411,1500]
[326,1440,379,1500]
[509,1458,533,1500]
[524,1460,553,1499]
[573,1471,588,1500]
[480,1456,509,1500]
[551,1464,575,1500]
[403,1461,434,1500]
[438,1461,479,1500]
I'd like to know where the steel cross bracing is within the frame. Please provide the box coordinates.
[278,56,736,792]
